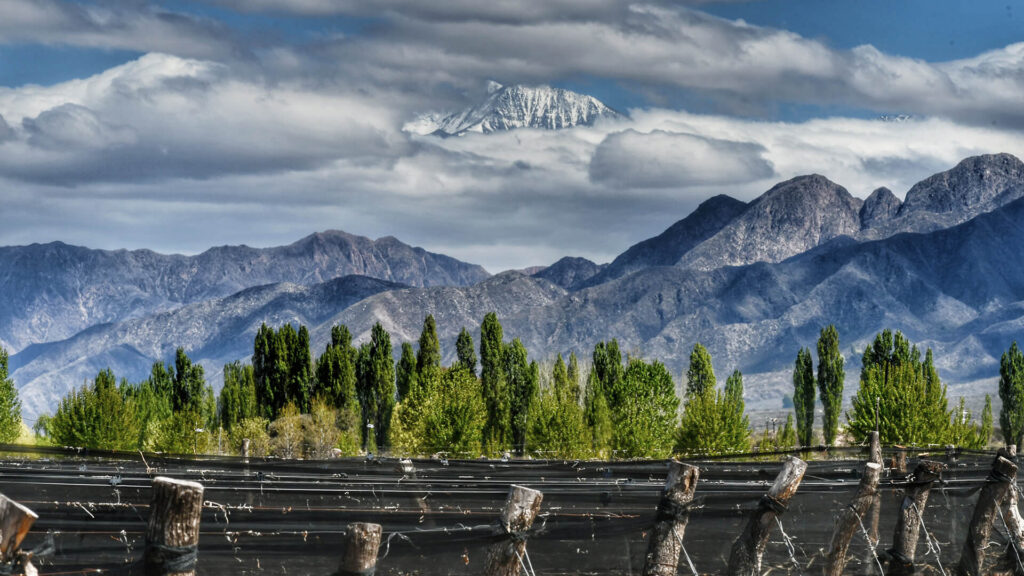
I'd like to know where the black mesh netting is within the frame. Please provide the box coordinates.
[0,444,1018,575]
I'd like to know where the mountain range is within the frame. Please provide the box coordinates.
[8,153,1024,421]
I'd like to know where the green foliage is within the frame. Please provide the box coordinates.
[480,312,509,452]
[314,325,359,415]
[677,369,750,455]
[0,348,22,444]
[590,340,624,409]
[396,342,418,402]
[946,397,991,450]
[252,323,314,419]
[219,361,257,431]
[416,315,442,390]
[847,330,962,446]
[172,347,206,414]
[612,358,680,459]
[1000,341,1024,448]
[981,394,993,448]
[686,343,715,397]
[152,409,213,455]
[504,339,537,455]
[792,347,815,447]
[756,414,798,453]
[364,323,395,450]
[269,403,305,459]
[527,359,589,459]
[419,368,487,456]
[229,417,270,457]
[305,398,341,459]
[454,327,477,375]
[567,352,582,402]
[48,369,140,450]
[816,325,845,446]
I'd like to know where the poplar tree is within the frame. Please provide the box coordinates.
[480,312,508,452]
[1000,342,1024,450]
[219,361,256,431]
[613,358,680,458]
[314,325,358,411]
[396,342,418,402]
[792,347,815,447]
[686,343,715,397]
[504,339,537,455]
[816,325,844,446]
[454,327,477,375]
[0,348,21,444]
[567,352,582,402]
[416,315,442,389]
[368,323,395,450]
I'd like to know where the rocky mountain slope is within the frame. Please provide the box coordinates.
[0,230,488,352]
[531,257,605,290]
[406,83,621,136]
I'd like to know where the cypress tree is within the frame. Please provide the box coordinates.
[0,348,21,444]
[686,343,715,398]
[396,342,418,402]
[416,315,442,389]
[454,327,477,375]
[792,347,815,447]
[480,312,509,452]
[816,325,844,446]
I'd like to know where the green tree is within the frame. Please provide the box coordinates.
[504,339,538,455]
[0,347,22,444]
[1000,342,1024,450]
[480,312,509,452]
[396,342,418,402]
[527,359,589,459]
[816,325,845,446]
[686,343,715,397]
[677,368,750,455]
[367,323,395,450]
[416,315,442,390]
[172,348,205,414]
[454,327,477,375]
[584,342,619,455]
[219,361,257,431]
[847,331,952,445]
[419,368,487,456]
[612,358,680,458]
[567,352,582,402]
[792,347,816,447]
[48,368,140,450]
[590,340,624,410]
[314,326,359,412]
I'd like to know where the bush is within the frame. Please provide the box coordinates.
[229,417,271,457]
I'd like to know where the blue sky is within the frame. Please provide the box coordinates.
[0,0,1023,271]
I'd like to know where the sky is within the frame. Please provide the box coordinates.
[1,1,1023,272]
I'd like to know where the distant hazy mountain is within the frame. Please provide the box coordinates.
[406,83,621,136]
[0,230,489,352]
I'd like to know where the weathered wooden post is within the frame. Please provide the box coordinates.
[485,485,543,576]
[887,460,943,576]
[996,446,1024,573]
[0,493,39,576]
[641,460,700,576]
[241,438,250,460]
[726,456,807,576]
[893,446,908,475]
[337,523,382,576]
[145,476,204,576]
[863,431,883,574]
[825,461,882,576]
[955,454,1018,576]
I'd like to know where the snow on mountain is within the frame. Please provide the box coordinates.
[405,83,622,136]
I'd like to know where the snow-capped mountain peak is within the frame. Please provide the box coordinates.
[405,83,622,136]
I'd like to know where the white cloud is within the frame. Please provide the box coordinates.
[589,129,774,188]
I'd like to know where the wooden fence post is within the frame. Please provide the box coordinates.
[145,476,204,576]
[641,460,700,576]
[241,438,250,460]
[955,454,1017,576]
[893,446,908,475]
[337,523,382,576]
[726,456,807,576]
[825,461,882,576]
[0,493,38,576]
[887,460,943,576]
[996,446,1024,574]
[485,485,544,576]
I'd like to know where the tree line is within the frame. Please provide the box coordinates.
[16,316,1024,457]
